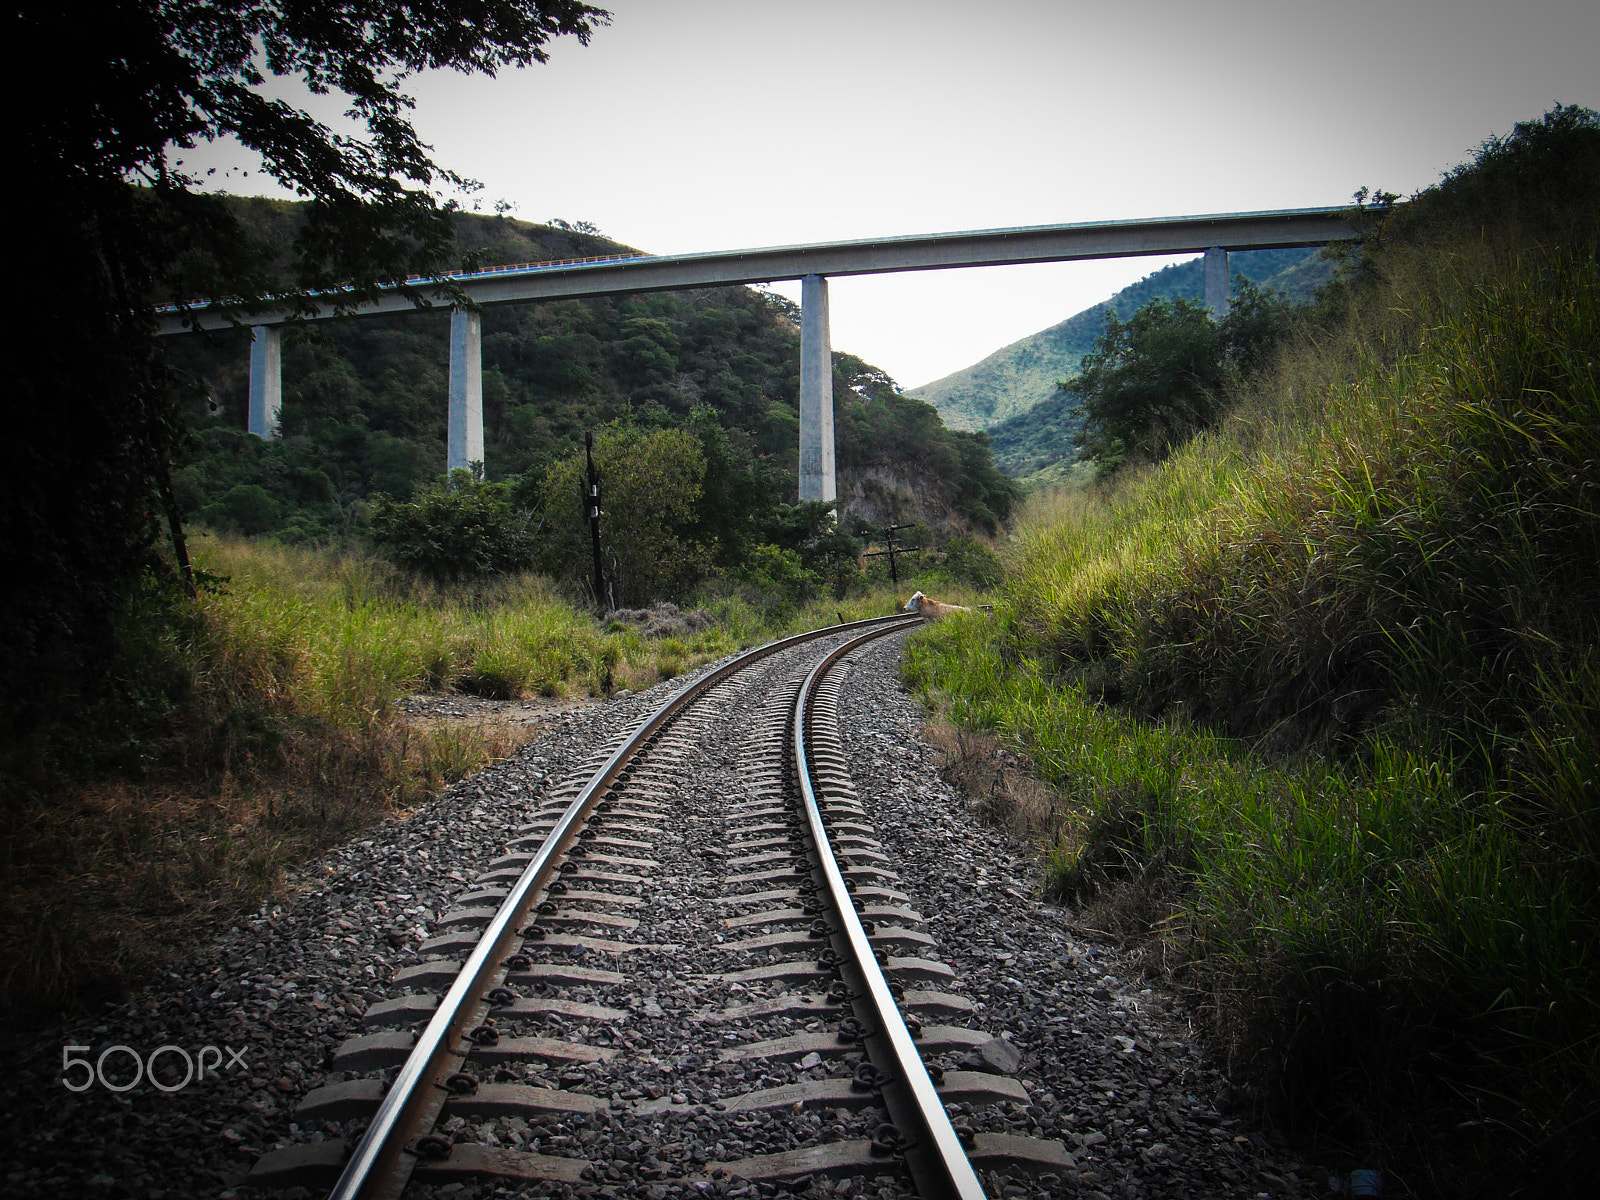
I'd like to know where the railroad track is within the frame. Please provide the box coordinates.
[246,615,1073,1199]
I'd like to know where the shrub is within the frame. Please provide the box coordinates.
[1066,280,1291,473]
[736,544,820,608]
[370,471,534,583]
[940,534,1004,589]
[535,424,709,607]
[203,483,282,535]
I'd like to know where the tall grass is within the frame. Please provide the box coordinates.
[194,538,617,714]
[1,535,955,1025]
[905,249,1600,1195]
[192,536,972,707]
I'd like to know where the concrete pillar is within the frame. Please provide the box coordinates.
[247,324,282,438]
[1204,246,1230,318]
[448,307,484,475]
[798,274,835,505]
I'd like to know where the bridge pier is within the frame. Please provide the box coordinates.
[248,324,282,438]
[798,274,836,505]
[448,307,484,475]
[1204,246,1230,318]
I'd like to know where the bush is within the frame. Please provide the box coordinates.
[369,471,534,583]
[940,534,1004,589]
[1066,280,1291,473]
[203,483,282,535]
[736,544,820,608]
[535,424,709,607]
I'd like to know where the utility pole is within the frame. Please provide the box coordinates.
[862,523,916,587]
[584,432,606,612]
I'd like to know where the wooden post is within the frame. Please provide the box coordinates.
[585,432,605,611]
[863,523,916,586]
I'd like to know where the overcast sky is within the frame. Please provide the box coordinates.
[198,0,1599,390]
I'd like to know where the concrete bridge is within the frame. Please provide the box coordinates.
[160,207,1357,503]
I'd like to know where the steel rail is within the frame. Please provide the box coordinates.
[792,625,987,1200]
[327,611,921,1200]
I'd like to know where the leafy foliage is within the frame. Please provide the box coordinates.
[735,544,820,608]
[165,202,1018,574]
[980,388,1084,479]
[6,0,604,743]
[788,509,864,601]
[370,472,535,583]
[1064,281,1291,473]
[939,534,1004,589]
[534,424,709,607]
[912,247,1327,434]
[1356,102,1600,264]
[833,354,1018,533]
[203,483,283,535]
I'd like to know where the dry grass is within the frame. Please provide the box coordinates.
[0,533,954,1028]
[921,718,1064,841]
[0,704,535,1028]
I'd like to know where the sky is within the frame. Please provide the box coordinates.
[195,0,1599,391]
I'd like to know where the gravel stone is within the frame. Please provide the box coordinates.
[832,633,1315,1199]
[0,628,1315,1200]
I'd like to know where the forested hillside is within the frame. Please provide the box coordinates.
[166,200,1014,548]
[910,246,1330,442]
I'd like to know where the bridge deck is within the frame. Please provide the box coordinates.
[159,207,1356,334]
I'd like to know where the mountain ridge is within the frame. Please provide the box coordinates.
[910,247,1332,435]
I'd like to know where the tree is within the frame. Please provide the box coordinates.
[1063,280,1290,474]
[5,1,606,733]
[831,352,1018,533]
[371,472,535,583]
[763,501,861,600]
[686,407,786,572]
[536,424,709,607]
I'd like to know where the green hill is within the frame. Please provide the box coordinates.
[983,387,1084,478]
[909,246,1332,437]
[166,201,1016,550]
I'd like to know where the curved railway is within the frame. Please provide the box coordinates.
[242,615,1073,1199]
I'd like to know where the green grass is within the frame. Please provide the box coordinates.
[903,247,1600,1195]
[1,534,981,1026]
[190,534,961,707]
[195,537,620,712]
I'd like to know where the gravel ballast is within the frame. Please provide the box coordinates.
[832,634,1314,1199]
[0,630,1317,1200]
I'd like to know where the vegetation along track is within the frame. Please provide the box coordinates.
[240,614,1072,1199]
